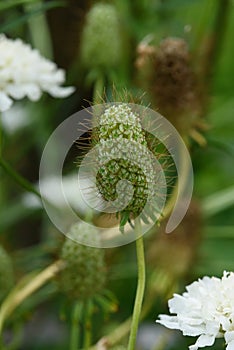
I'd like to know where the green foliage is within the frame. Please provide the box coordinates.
[0,1,65,32]
[0,0,234,349]
[0,246,14,300]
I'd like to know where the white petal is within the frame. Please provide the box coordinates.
[0,91,13,111]
[181,316,204,326]
[169,294,186,313]
[6,84,25,99]
[46,85,75,98]
[225,331,234,343]
[227,340,234,350]
[189,345,198,350]
[40,69,65,84]
[189,334,216,350]
[156,315,180,330]
[181,324,206,337]
[24,84,42,101]
[205,321,220,335]
[222,317,233,331]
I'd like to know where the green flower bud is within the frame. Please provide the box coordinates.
[93,104,163,225]
[58,222,106,300]
[81,3,122,71]
[0,245,14,300]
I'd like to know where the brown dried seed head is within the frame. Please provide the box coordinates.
[148,38,202,135]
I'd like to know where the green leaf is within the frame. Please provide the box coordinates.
[119,211,129,233]
[205,137,234,157]
[0,0,38,12]
[0,1,65,32]
[202,185,234,217]
[204,225,234,239]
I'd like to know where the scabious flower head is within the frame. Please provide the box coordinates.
[92,103,164,226]
[57,222,106,300]
[0,245,14,300]
[157,271,234,350]
[0,35,75,112]
[81,3,122,71]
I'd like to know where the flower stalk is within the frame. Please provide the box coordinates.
[83,299,93,350]
[127,218,146,350]
[70,302,82,350]
[0,260,64,336]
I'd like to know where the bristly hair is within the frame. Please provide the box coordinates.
[76,91,176,232]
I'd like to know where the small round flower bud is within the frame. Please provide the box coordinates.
[58,222,106,300]
[81,3,122,71]
[0,245,14,300]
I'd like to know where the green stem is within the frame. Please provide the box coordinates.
[87,269,174,350]
[127,218,146,350]
[25,1,53,59]
[202,0,230,88]
[70,302,82,350]
[0,113,2,157]
[83,300,93,350]
[0,157,41,199]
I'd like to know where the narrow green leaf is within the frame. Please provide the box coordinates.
[0,1,65,32]
[202,185,234,217]
[120,211,129,226]
[0,0,38,12]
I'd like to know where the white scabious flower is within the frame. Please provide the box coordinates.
[0,35,75,112]
[157,271,234,350]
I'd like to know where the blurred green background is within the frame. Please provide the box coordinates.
[0,0,234,349]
